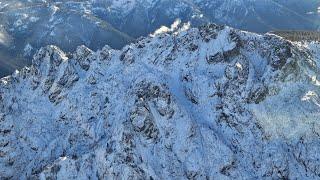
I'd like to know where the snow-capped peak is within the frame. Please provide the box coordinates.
[1,24,320,179]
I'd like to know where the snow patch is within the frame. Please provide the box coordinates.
[151,19,190,37]
[24,43,33,57]
[251,84,320,140]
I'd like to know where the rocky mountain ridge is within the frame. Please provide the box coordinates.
[0,24,320,179]
[1,0,319,77]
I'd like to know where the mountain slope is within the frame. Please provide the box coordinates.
[1,24,320,179]
[1,0,320,78]
[0,0,134,77]
[192,0,320,32]
[98,0,320,37]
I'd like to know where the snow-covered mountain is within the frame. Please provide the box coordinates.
[100,0,320,34]
[1,0,320,77]
[1,24,320,179]
[0,0,134,77]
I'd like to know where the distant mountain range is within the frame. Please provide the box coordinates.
[0,0,319,77]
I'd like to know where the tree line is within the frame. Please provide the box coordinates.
[269,31,320,42]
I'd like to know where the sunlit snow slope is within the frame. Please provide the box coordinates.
[0,24,320,179]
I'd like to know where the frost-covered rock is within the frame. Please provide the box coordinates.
[1,0,319,78]
[1,24,320,179]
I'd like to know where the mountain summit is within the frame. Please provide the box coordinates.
[1,24,320,179]
[1,0,319,77]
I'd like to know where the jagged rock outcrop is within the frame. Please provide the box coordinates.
[1,24,320,179]
[2,0,320,78]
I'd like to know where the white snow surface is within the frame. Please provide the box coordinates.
[0,24,320,179]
